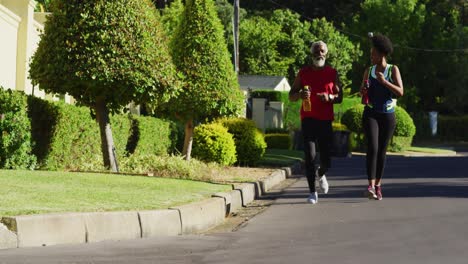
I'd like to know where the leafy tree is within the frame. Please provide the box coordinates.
[30,0,181,171]
[160,0,184,44]
[239,12,360,88]
[239,15,292,77]
[348,0,467,114]
[240,0,362,26]
[308,18,362,90]
[35,0,52,12]
[214,0,247,53]
[165,0,245,160]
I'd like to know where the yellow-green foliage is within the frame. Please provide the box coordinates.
[216,118,266,166]
[192,123,237,165]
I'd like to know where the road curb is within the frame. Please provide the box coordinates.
[0,161,301,249]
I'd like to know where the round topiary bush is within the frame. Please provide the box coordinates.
[192,123,237,165]
[389,107,416,151]
[341,104,365,133]
[215,118,267,166]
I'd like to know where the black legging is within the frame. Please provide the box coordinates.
[302,118,332,192]
[362,106,396,181]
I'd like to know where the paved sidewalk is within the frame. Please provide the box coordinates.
[1,154,467,263]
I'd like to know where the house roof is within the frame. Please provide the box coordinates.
[238,75,288,90]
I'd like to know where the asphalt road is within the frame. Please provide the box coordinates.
[1,153,468,264]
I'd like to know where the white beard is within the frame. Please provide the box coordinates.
[312,57,325,67]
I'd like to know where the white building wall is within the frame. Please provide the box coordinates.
[0,0,51,100]
[0,4,20,90]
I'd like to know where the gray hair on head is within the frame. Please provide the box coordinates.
[310,40,328,54]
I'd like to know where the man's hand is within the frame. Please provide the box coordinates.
[301,89,311,100]
[316,92,329,102]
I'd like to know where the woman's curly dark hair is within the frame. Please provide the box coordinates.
[371,34,393,56]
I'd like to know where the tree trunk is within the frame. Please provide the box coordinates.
[95,97,119,172]
[182,119,194,161]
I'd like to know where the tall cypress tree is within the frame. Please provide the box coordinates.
[169,0,244,160]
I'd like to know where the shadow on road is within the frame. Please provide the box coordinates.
[259,154,468,203]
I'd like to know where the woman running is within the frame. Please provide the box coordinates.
[360,34,404,200]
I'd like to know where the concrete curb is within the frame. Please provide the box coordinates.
[0,162,301,249]
[212,189,242,216]
[139,210,182,237]
[1,214,86,248]
[0,223,17,249]
[84,211,141,243]
[170,197,225,235]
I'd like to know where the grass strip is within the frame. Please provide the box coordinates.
[0,170,230,217]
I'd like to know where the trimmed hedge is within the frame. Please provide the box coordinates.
[216,117,267,166]
[265,133,291,149]
[341,104,365,134]
[192,123,237,165]
[250,90,288,102]
[26,95,175,171]
[0,89,36,169]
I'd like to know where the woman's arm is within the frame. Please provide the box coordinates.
[376,65,404,97]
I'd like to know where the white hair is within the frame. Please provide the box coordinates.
[310,41,328,55]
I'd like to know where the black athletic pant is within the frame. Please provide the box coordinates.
[362,107,396,182]
[302,118,332,193]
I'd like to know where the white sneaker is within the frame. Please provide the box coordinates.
[307,192,318,204]
[318,175,329,194]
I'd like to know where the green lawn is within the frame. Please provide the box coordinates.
[0,170,230,217]
[406,146,456,154]
[259,149,304,167]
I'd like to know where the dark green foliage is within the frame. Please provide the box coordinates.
[30,0,181,112]
[265,128,290,134]
[192,123,237,165]
[341,104,365,134]
[348,0,467,114]
[389,136,413,152]
[0,89,36,169]
[216,118,267,166]
[169,0,244,121]
[437,115,468,141]
[265,134,291,149]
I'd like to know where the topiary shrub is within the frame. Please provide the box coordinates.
[389,107,416,151]
[341,104,365,133]
[265,133,291,149]
[216,117,267,166]
[0,89,36,169]
[342,105,416,152]
[192,123,237,165]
